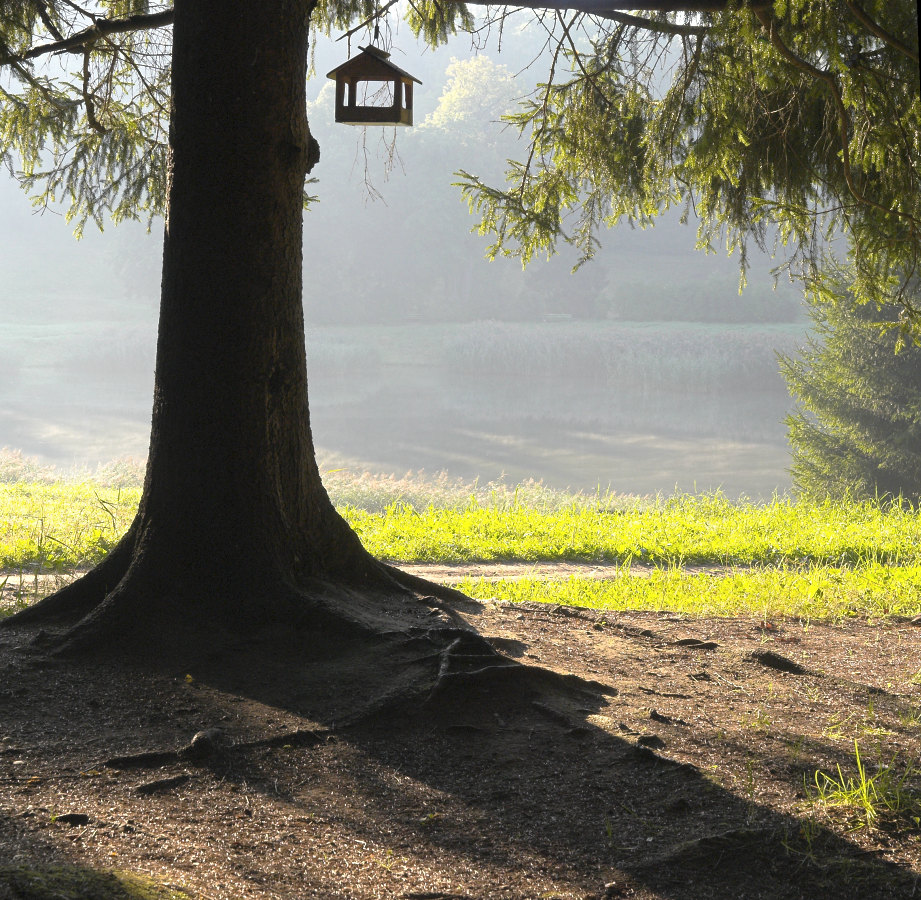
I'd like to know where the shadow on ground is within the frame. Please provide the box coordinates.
[182,627,918,900]
[1,607,918,900]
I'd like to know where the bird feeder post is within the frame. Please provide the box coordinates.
[392,77,403,119]
[403,80,413,115]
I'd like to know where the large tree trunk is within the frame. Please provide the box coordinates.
[5,0,426,655]
[144,0,369,585]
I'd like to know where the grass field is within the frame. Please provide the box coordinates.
[2,450,919,620]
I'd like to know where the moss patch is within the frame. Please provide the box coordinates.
[0,866,195,900]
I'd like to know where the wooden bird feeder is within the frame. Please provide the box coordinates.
[326,46,421,127]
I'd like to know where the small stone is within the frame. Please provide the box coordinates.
[55,813,90,826]
[184,727,231,759]
[637,734,666,750]
[674,638,719,650]
[748,649,809,675]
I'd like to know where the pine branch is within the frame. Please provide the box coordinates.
[843,0,918,64]
[464,1,767,28]
[753,7,919,230]
[0,8,174,66]
[34,2,65,42]
[2,0,770,70]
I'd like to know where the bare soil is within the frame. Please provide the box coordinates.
[1,585,920,899]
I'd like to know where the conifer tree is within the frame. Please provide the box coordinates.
[781,271,921,502]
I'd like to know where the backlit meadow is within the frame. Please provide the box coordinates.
[3,449,919,623]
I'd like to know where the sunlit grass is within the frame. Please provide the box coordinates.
[5,482,920,572]
[451,563,921,620]
[2,451,920,621]
[805,741,921,832]
[343,495,921,567]
[0,481,140,571]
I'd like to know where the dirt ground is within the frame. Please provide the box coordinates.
[1,577,920,899]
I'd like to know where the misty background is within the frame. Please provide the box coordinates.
[0,25,808,497]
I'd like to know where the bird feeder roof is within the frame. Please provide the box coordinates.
[326,46,422,85]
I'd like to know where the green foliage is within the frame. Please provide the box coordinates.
[421,55,519,142]
[0,1,171,233]
[0,480,141,571]
[781,270,921,502]
[343,493,921,567]
[403,0,473,48]
[459,2,920,318]
[315,0,473,46]
[312,0,471,47]
[457,564,921,620]
[7,0,914,335]
[5,462,921,571]
[0,0,471,232]
[805,742,921,832]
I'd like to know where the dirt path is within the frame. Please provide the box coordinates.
[1,597,920,899]
[398,562,735,583]
[1,563,735,616]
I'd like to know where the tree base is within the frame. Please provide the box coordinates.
[2,552,614,726]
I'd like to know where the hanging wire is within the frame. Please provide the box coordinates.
[338,0,400,53]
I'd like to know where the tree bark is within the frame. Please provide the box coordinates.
[145,0,366,586]
[6,0,408,654]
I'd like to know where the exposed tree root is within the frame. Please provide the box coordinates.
[2,529,485,654]
[3,545,616,732]
[380,562,485,615]
[104,726,328,770]
[3,545,421,659]
[328,618,619,731]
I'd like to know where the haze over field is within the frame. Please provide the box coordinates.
[0,35,806,497]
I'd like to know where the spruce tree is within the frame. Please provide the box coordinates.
[781,273,921,502]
